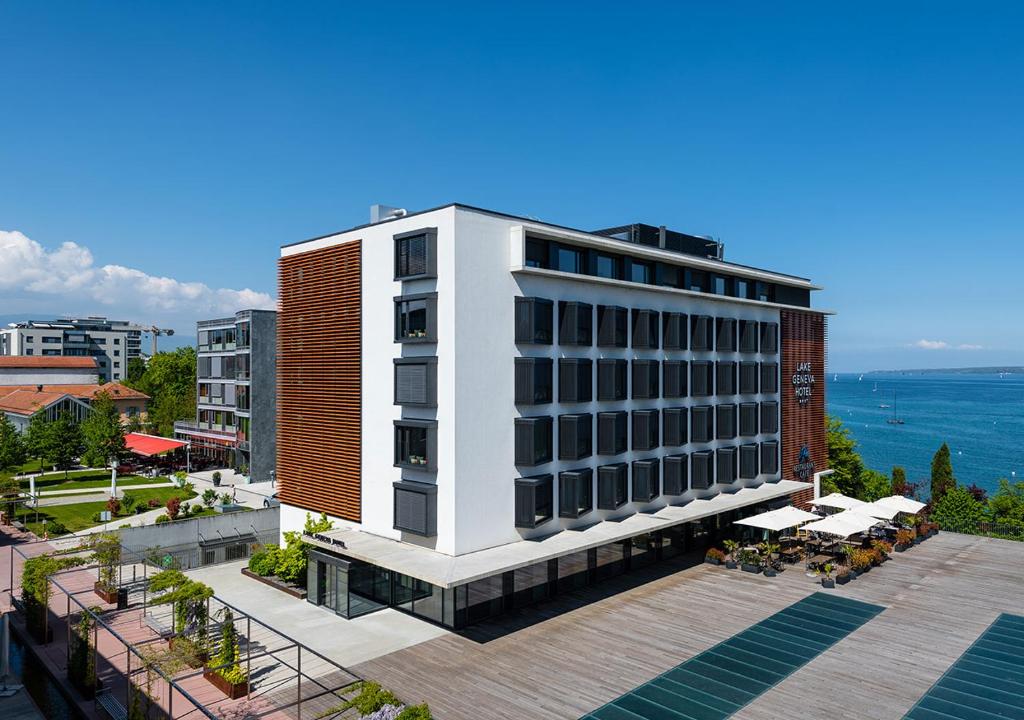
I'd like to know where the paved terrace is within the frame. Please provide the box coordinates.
[353,532,1022,720]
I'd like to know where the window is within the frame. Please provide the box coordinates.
[393,481,437,536]
[631,460,660,502]
[663,360,687,398]
[394,228,437,280]
[631,309,659,349]
[114,338,120,345]
[739,403,759,437]
[113,350,120,357]
[716,318,737,352]
[736,279,750,299]
[558,414,593,461]
[597,305,628,347]
[755,282,771,303]
[631,360,659,399]
[42,337,60,344]
[597,412,628,455]
[592,252,621,280]
[761,401,779,434]
[663,312,687,350]
[691,361,713,397]
[597,464,628,510]
[691,315,713,351]
[525,237,548,268]
[716,362,737,396]
[515,475,553,528]
[692,450,716,489]
[627,258,653,284]
[25,336,34,342]
[558,359,592,403]
[631,410,659,451]
[712,275,728,295]
[515,297,554,344]
[691,405,714,443]
[515,417,553,466]
[597,359,627,401]
[394,293,437,342]
[24,349,34,355]
[515,358,553,404]
[394,358,437,407]
[558,469,593,518]
[662,407,687,446]
[760,322,778,353]
[760,363,779,393]
[740,444,759,480]
[555,244,583,273]
[113,361,120,369]
[761,441,779,475]
[663,455,688,495]
[687,269,708,293]
[716,447,737,484]
[394,420,437,471]
[558,301,593,345]
[740,362,759,394]
[42,349,60,356]
[739,320,759,353]
[716,404,737,439]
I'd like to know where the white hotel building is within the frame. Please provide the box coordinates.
[277,204,828,629]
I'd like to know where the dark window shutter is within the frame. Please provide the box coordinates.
[716,318,737,352]
[760,363,779,393]
[631,410,659,451]
[760,322,778,353]
[716,361,736,395]
[739,402,759,437]
[632,360,659,399]
[716,404,736,439]
[558,468,593,518]
[691,405,713,443]
[597,412,627,455]
[761,441,779,475]
[662,407,687,446]
[515,297,553,344]
[597,464,628,509]
[631,309,659,349]
[515,475,553,528]
[761,401,779,433]
[515,417,552,466]
[631,460,660,502]
[597,306,628,347]
[691,316,712,351]
[740,320,759,353]
[691,451,714,489]
[515,357,552,405]
[559,301,593,345]
[740,444,759,479]
[740,362,758,394]
[559,414,592,461]
[395,362,429,405]
[716,447,737,484]
[663,360,687,398]
[597,359,627,401]
[663,455,688,495]
[559,359,592,403]
[393,481,437,536]
[691,361,712,396]
[663,312,687,350]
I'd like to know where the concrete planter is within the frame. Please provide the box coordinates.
[836,573,851,585]
[214,503,244,514]
[725,560,738,569]
[821,578,835,589]
[241,568,307,600]
[705,557,720,566]
[740,563,761,574]
[763,567,778,578]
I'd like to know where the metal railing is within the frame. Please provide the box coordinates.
[939,520,1024,542]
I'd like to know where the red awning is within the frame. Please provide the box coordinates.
[125,433,188,457]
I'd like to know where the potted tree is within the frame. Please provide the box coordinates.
[704,548,726,566]
[90,534,122,604]
[758,542,780,577]
[820,563,835,588]
[723,540,740,569]
[204,607,249,699]
[149,569,214,667]
[212,470,222,488]
[739,548,761,574]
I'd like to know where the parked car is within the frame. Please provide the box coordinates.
[263,492,280,508]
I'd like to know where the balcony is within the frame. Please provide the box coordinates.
[173,420,238,441]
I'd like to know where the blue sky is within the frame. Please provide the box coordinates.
[1,2,1022,371]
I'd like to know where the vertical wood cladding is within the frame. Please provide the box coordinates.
[781,310,827,487]
[277,241,362,521]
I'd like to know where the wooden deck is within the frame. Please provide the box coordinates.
[352,532,1023,720]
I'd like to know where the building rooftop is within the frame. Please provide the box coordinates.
[0,356,99,369]
[0,382,148,415]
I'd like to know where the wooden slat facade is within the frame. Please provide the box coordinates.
[780,309,827,488]
[277,241,362,522]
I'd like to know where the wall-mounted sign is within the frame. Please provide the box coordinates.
[792,361,815,406]
[794,445,815,481]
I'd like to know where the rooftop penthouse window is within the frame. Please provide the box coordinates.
[521,235,809,307]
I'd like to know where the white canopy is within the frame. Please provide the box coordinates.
[856,501,901,521]
[733,506,821,532]
[876,495,927,514]
[802,510,881,537]
[812,492,867,511]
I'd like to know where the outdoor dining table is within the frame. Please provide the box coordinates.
[806,553,834,569]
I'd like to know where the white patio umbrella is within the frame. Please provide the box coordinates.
[876,495,927,514]
[856,501,901,521]
[812,492,867,511]
[734,506,820,532]
[802,510,880,537]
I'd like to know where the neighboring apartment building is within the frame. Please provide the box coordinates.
[0,317,143,382]
[0,381,149,432]
[173,310,277,482]
[278,204,829,629]
[0,356,100,386]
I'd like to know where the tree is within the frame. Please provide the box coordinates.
[891,466,907,495]
[0,415,26,471]
[930,443,955,503]
[47,411,84,480]
[23,413,51,473]
[125,357,147,385]
[125,347,196,437]
[986,479,1024,528]
[930,484,985,532]
[825,415,865,499]
[81,391,127,469]
[861,469,891,502]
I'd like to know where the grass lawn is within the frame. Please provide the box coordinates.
[16,487,198,536]
[25,474,164,494]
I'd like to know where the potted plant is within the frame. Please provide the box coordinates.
[204,607,249,699]
[90,533,122,604]
[895,529,914,552]
[212,470,222,487]
[68,610,103,698]
[149,569,214,666]
[758,542,780,577]
[835,565,851,585]
[739,548,761,574]
[820,563,835,588]
[704,548,726,566]
[723,540,740,569]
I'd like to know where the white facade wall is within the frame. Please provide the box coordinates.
[280,206,793,557]
[0,367,100,385]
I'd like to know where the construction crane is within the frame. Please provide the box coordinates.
[126,324,175,357]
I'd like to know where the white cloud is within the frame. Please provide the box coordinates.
[0,230,275,329]
[909,339,984,351]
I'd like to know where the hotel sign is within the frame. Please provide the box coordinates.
[792,361,815,406]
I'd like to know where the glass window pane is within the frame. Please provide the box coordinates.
[556,246,582,273]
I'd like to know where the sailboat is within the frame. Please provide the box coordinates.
[858,374,864,381]
[873,382,878,392]
[886,390,905,425]
[833,373,838,382]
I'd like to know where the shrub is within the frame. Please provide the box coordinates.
[212,471,222,482]
[705,548,726,562]
[91,512,103,523]
[166,497,181,521]
[851,549,873,572]
[347,682,400,716]
[120,493,138,514]
[46,520,68,536]
[147,498,162,509]
[202,489,217,507]
[219,492,232,505]
[871,540,893,558]
[274,544,307,584]
[396,704,433,720]
[189,503,204,516]
[181,481,195,496]
[155,514,170,524]
[173,470,187,488]
[895,529,914,547]
[106,497,121,516]
[248,547,281,577]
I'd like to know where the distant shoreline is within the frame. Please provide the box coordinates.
[846,366,1024,376]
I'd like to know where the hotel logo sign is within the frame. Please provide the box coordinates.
[794,445,815,481]
[792,361,815,406]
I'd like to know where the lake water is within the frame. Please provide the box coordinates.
[826,372,1024,496]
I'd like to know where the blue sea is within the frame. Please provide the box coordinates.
[826,372,1024,495]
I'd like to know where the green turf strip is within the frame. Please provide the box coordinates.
[903,612,1024,720]
[583,592,884,720]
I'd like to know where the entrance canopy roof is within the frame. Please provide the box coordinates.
[876,495,927,514]
[305,480,809,589]
[812,492,867,511]
[733,506,820,532]
[125,432,187,457]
